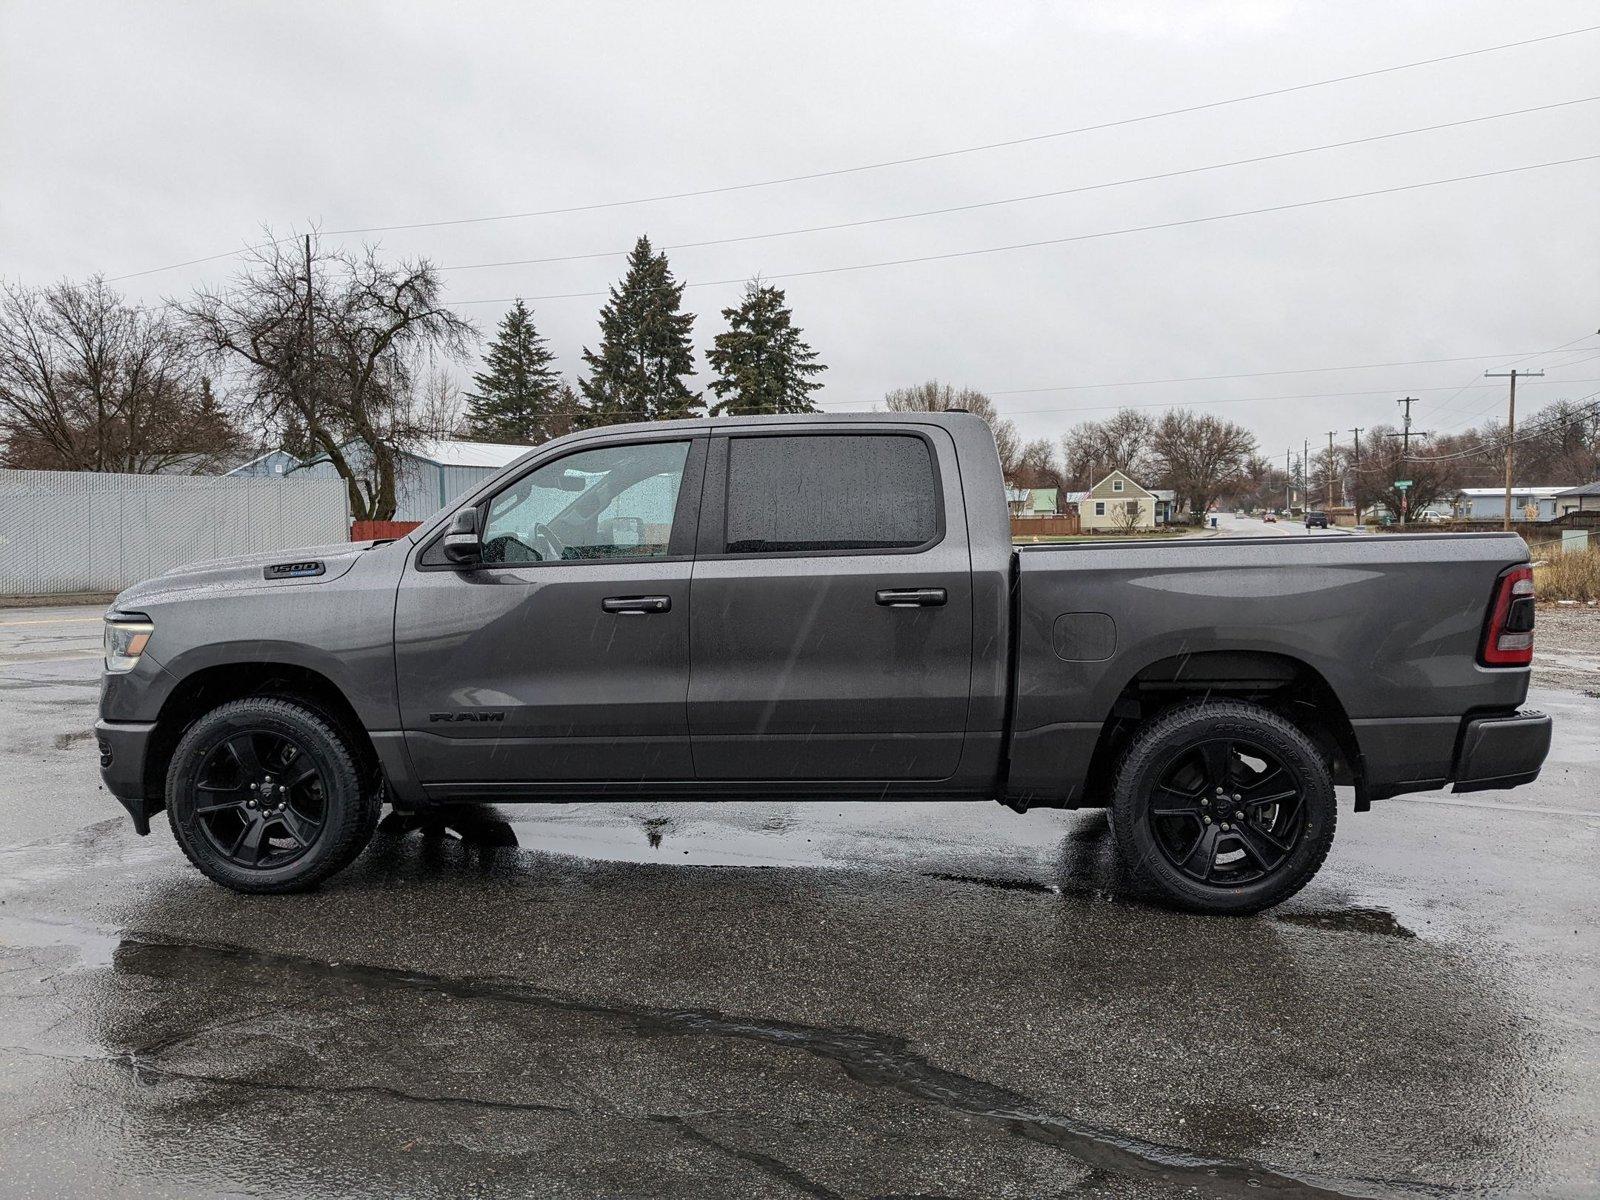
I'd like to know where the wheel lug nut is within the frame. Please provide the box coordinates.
[1203,816,1211,825]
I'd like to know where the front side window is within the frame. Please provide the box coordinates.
[1112,478,1124,492]
[1094,501,1106,516]
[481,441,689,564]
[723,434,939,554]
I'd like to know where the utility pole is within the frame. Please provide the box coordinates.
[1301,439,1309,512]
[1326,431,1336,510]
[1485,368,1543,530]
[1348,427,1363,525]
[1284,447,1291,513]
[1396,397,1418,526]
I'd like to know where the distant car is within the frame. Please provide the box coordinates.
[1305,512,1330,529]
[1263,513,1278,523]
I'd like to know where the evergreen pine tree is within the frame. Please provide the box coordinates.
[579,236,700,424]
[706,280,825,415]
[463,299,563,444]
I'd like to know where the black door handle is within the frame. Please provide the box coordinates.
[875,587,947,608]
[602,595,671,615]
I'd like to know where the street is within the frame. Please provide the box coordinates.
[1200,513,1359,537]
[1,606,1596,1198]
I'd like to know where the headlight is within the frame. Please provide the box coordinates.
[104,618,153,673]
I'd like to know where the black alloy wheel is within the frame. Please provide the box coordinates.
[1145,736,1306,887]
[167,696,380,893]
[1111,699,1336,915]
[193,729,327,869]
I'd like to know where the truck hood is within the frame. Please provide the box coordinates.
[111,541,383,612]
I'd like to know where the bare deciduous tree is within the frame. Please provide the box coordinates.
[1061,409,1156,489]
[884,380,1021,478]
[183,232,476,520]
[1350,425,1461,520]
[0,277,243,473]
[1150,410,1257,515]
[1012,437,1064,491]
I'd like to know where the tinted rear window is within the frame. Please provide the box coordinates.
[724,434,940,554]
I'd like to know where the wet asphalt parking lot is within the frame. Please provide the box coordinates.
[0,603,1596,1199]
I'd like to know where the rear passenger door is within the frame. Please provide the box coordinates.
[687,427,973,780]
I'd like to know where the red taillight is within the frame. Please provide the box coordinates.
[1480,564,1536,667]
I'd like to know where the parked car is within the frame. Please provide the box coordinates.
[1305,511,1330,529]
[97,413,1551,914]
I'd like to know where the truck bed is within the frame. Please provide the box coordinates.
[1006,532,1533,805]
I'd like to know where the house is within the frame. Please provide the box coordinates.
[1452,486,1574,522]
[1554,482,1600,515]
[229,438,532,523]
[1150,488,1179,524]
[1078,469,1157,532]
[1018,487,1059,515]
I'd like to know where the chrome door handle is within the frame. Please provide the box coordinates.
[875,588,947,608]
[602,595,671,615]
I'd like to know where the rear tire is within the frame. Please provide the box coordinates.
[166,697,379,893]
[1111,699,1335,915]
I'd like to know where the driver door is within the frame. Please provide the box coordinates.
[395,436,705,795]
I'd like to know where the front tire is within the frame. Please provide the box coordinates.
[1111,699,1335,915]
[166,697,378,893]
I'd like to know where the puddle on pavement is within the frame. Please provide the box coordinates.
[1277,907,1416,939]
[923,870,1059,895]
[477,800,1097,876]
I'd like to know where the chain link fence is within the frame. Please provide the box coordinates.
[0,469,350,597]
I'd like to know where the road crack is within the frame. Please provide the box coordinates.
[109,935,1452,1200]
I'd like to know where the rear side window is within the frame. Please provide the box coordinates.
[723,434,940,554]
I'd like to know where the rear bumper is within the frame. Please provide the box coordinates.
[95,718,158,835]
[1452,709,1552,793]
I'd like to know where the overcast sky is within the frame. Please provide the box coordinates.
[3,0,1597,459]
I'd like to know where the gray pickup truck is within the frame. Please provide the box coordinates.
[97,412,1551,913]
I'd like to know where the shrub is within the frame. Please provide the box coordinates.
[1534,547,1600,603]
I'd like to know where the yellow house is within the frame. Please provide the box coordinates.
[1079,470,1157,531]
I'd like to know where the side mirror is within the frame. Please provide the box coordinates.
[442,508,481,566]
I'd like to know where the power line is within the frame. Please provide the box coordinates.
[1433,344,1600,431]
[990,347,1599,397]
[102,21,1600,283]
[450,154,1600,306]
[1405,388,1600,462]
[994,378,1600,420]
[435,97,1599,275]
[1413,331,1599,424]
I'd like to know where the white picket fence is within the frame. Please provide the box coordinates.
[0,469,350,597]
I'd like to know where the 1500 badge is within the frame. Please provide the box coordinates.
[429,712,506,723]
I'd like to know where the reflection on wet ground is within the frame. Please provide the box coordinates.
[0,608,1596,1197]
[1277,907,1417,939]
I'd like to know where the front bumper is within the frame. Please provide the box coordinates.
[1453,709,1552,794]
[95,718,158,834]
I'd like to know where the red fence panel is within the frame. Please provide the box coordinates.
[351,520,422,542]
